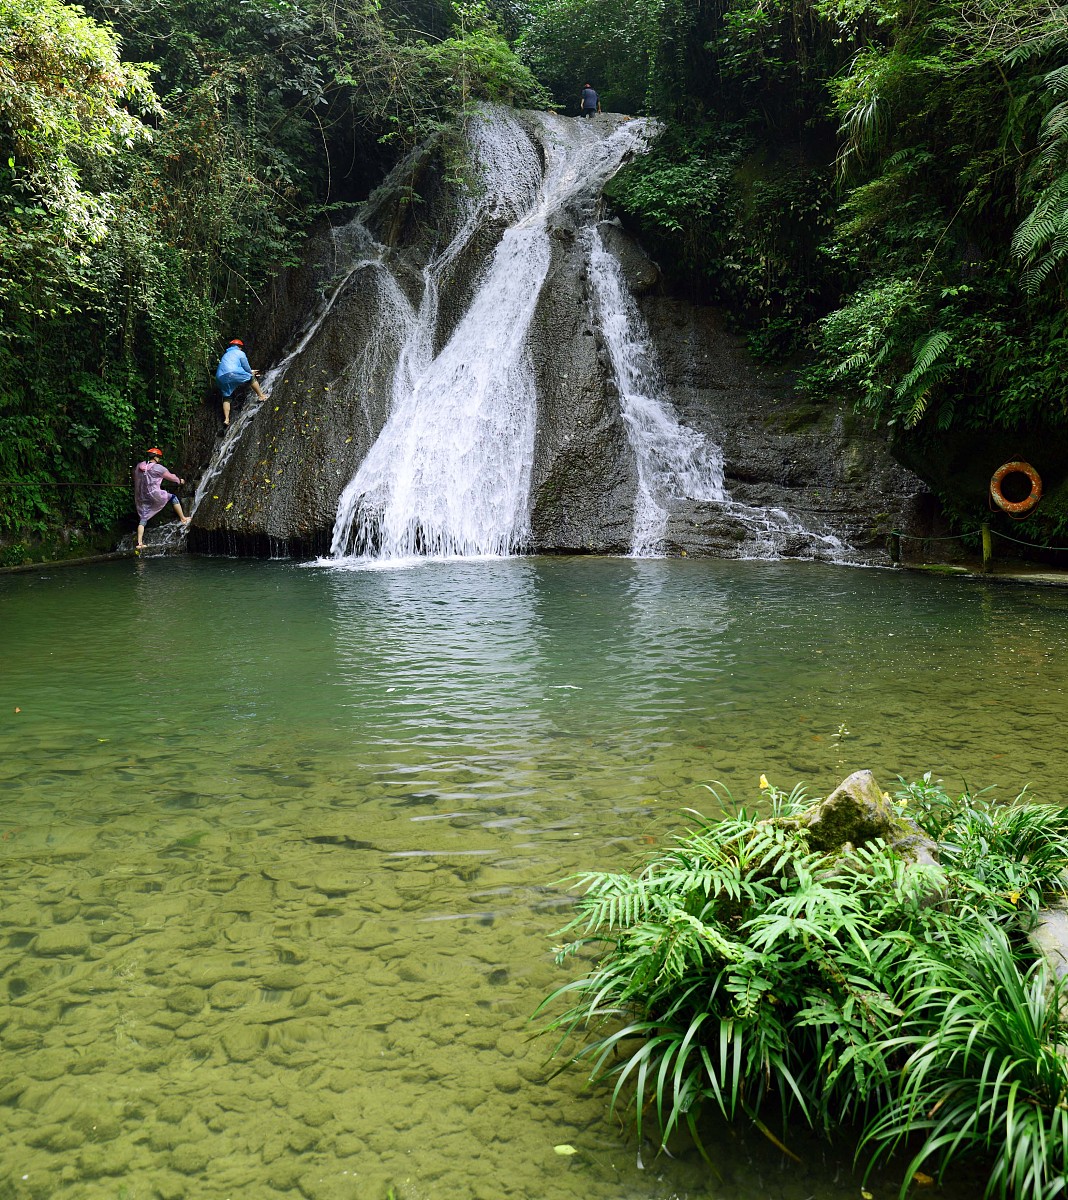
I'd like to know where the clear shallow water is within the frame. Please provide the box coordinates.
[1,555,1066,1200]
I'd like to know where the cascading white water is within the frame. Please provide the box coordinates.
[589,224,847,562]
[179,105,852,566]
[329,110,658,562]
[587,226,727,555]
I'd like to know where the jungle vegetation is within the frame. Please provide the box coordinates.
[3,0,1068,551]
[0,0,546,554]
[520,0,1068,537]
[537,776,1068,1199]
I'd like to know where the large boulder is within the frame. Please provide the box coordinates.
[183,108,933,562]
[790,770,940,866]
[187,111,645,557]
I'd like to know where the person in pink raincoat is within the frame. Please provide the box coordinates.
[133,448,190,551]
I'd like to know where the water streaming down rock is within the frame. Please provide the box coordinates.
[187,105,930,564]
[588,225,854,561]
[587,226,726,555]
[329,111,659,561]
[329,111,543,558]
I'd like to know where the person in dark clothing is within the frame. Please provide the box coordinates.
[579,83,600,117]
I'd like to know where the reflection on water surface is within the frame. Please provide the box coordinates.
[0,555,1065,1199]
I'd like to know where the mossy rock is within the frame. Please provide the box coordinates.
[780,770,939,865]
[765,403,824,433]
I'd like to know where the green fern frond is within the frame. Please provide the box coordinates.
[1020,256,1059,295]
[1041,102,1068,147]
[892,329,952,426]
[1045,64,1068,97]
[829,351,872,379]
[1015,67,1068,292]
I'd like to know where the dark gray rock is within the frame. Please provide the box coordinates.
[598,219,660,294]
[640,300,931,563]
[188,235,414,555]
[527,217,637,553]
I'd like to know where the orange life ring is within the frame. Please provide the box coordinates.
[989,461,1042,516]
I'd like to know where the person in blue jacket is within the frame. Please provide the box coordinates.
[579,83,600,118]
[215,338,268,426]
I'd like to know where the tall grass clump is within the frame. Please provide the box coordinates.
[536,775,1068,1199]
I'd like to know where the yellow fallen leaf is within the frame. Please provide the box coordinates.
[913,1172,934,1187]
[553,1144,577,1156]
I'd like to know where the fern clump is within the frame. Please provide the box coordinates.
[537,775,1068,1200]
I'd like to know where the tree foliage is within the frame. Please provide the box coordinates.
[521,0,1068,496]
[0,0,545,551]
[0,0,158,315]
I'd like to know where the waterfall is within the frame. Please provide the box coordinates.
[328,109,659,563]
[180,105,854,566]
[586,227,851,561]
[587,226,727,555]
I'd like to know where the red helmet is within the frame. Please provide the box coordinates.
[228,338,244,347]
[146,448,164,457]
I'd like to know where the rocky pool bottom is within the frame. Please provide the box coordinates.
[1,554,1065,1199]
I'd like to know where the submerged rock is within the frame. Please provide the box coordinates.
[32,927,91,956]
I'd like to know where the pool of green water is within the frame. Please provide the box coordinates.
[1,554,1065,1200]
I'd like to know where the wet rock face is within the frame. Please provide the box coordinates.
[638,296,932,563]
[184,110,930,562]
[187,223,417,556]
[527,218,638,554]
[597,220,660,294]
